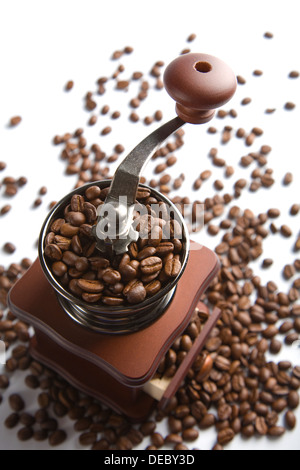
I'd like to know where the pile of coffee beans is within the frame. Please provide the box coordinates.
[44,184,184,306]
[154,304,212,381]
[1,31,299,450]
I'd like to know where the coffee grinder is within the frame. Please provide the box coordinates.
[8,53,237,420]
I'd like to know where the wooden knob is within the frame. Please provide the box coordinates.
[163,53,237,124]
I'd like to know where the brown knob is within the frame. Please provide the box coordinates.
[163,53,237,124]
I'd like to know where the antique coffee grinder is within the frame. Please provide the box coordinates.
[8,53,236,420]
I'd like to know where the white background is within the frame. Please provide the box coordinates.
[0,0,299,450]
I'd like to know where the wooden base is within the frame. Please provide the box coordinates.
[8,241,220,420]
[30,330,155,421]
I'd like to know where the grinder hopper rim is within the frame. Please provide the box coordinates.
[38,180,190,334]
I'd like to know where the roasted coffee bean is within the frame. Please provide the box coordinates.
[180,335,193,352]
[20,412,35,427]
[5,412,20,429]
[68,279,83,296]
[267,426,286,437]
[60,223,80,237]
[83,202,97,223]
[136,246,157,261]
[82,292,102,303]
[287,390,299,409]
[49,429,67,446]
[102,269,122,285]
[10,115,22,126]
[217,404,232,421]
[65,80,74,91]
[0,204,12,215]
[17,426,34,441]
[140,256,162,274]
[79,431,98,446]
[198,413,216,429]
[55,235,72,251]
[182,427,199,442]
[145,280,161,296]
[38,392,51,408]
[155,241,174,256]
[40,418,58,432]
[217,427,235,445]
[285,410,296,429]
[50,218,65,233]
[3,242,16,254]
[195,354,213,382]
[280,224,293,238]
[164,432,183,445]
[148,225,163,247]
[119,263,137,282]
[168,416,182,433]
[125,282,147,304]
[150,432,165,448]
[272,398,288,412]
[139,421,156,436]
[85,185,101,200]
[115,435,133,450]
[89,256,109,270]
[101,296,124,306]
[91,439,110,450]
[9,394,25,412]
[65,211,86,227]
[52,261,68,277]
[0,374,9,389]
[164,256,181,277]
[214,356,231,371]
[25,374,40,389]
[77,279,104,293]
[33,429,48,441]
[126,428,144,446]
[45,244,62,261]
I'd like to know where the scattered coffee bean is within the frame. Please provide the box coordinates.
[65,80,74,91]
[5,412,20,429]
[9,116,22,126]
[3,242,16,254]
[101,126,112,135]
[187,33,196,42]
[9,393,25,412]
[217,427,235,445]
[283,172,293,185]
[241,97,252,105]
[0,205,12,215]
[290,204,299,216]
[48,429,67,446]
[237,75,246,84]
[280,225,292,237]
[18,426,34,441]
[284,102,296,110]
[285,411,296,429]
